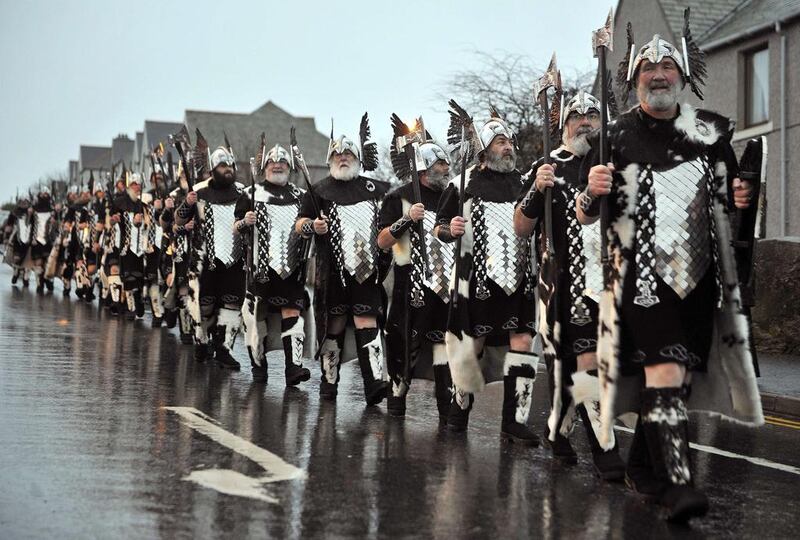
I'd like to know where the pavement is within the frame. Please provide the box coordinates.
[1,265,799,539]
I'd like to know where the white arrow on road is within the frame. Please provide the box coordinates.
[163,406,306,503]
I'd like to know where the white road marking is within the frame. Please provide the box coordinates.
[614,426,800,476]
[163,406,306,502]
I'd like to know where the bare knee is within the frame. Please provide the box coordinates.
[644,362,686,388]
[353,315,377,330]
[577,352,597,372]
[509,332,532,352]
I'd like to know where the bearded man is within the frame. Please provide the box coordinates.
[515,92,625,478]
[294,119,391,406]
[30,186,57,294]
[235,143,312,386]
[434,114,539,445]
[176,147,245,369]
[579,27,763,521]
[111,173,151,320]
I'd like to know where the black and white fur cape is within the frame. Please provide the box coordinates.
[595,105,763,447]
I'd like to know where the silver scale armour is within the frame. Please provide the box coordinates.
[17,218,31,244]
[652,157,711,298]
[254,202,301,279]
[335,200,378,283]
[581,218,603,301]
[125,212,147,257]
[207,203,241,268]
[482,201,526,295]
[34,212,50,245]
[422,210,455,302]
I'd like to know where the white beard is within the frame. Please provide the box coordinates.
[266,171,289,186]
[127,187,141,201]
[643,84,678,112]
[566,134,591,158]
[330,161,360,181]
[485,151,516,173]
[426,171,448,191]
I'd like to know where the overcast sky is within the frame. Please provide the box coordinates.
[0,0,612,201]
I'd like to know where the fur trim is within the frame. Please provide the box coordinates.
[148,283,163,318]
[445,330,485,392]
[674,105,721,147]
[242,296,267,366]
[281,315,304,338]
[503,350,538,376]
[217,307,242,349]
[392,199,412,266]
[432,343,449,366]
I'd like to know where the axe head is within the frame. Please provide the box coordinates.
[534,52,558,99]
[593,8,615,55]
[395,117,426,149]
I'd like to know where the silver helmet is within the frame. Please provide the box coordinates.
[127,172,143,187]
[265,144,291,166]
[626,34,686,84]
[67,184,79,195]
[560,91,601,129]
[417,142,450,171]
[326,135,361,164]
[209,146,236,169]
[477,117,515,151]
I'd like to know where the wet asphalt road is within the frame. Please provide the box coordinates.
[0,266,799,539]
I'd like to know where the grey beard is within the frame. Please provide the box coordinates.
[425,171,448,191]
[330,162,360,181]
[127,188,141,201]
[485,151,516,173]
[266,171,289,186]
[566,134,591,157]
[643,85,678,111]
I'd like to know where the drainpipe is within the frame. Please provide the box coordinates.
[778,21,787,237]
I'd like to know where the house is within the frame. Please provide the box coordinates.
[78,145,112,185]
[601,0,800,238]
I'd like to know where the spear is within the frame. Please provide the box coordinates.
[593,8,615,288]
[533,52,560,260]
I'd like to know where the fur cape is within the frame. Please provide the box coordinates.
[596,105,763,447]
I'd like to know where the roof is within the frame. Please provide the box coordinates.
[656,0,746,41]
[699,0,800,48]
[184,100,329,168]
[79,145,111,172]
[111,135,135,166]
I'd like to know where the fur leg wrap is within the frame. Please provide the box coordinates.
[108,274,122,303]
[178,307,194,336]
[355,327,386,383]
[319,334,343,384]
[281,316,305,368]
[641,387,692,486]
[503,350,538,425]
[148,283,163,318]
[186,273,202,324]
[216,307,243,350]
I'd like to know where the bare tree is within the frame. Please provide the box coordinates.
[441,51,594,167]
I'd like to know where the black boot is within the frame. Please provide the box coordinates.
[134,289,145,318]
[11,270,19,285]
[164,309,178,329]
[500,351,540,446]
[542,423,578,464]
[282,317,310,386]
[446,390,473,432]
[45,279,54,292]
[577,403,625,481]
[319,334,344,400]
[178,309,194,344]
[433,364,453,425]
[355,327,389,406]
[625,416,663,501]
[194,343,212,363]
[63,286,71,298]
[213,328,240,370]
[641,387,708,522]
[387,395,406,417]
[251,363,268,383]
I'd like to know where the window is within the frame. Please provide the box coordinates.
[745,47,769,126]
